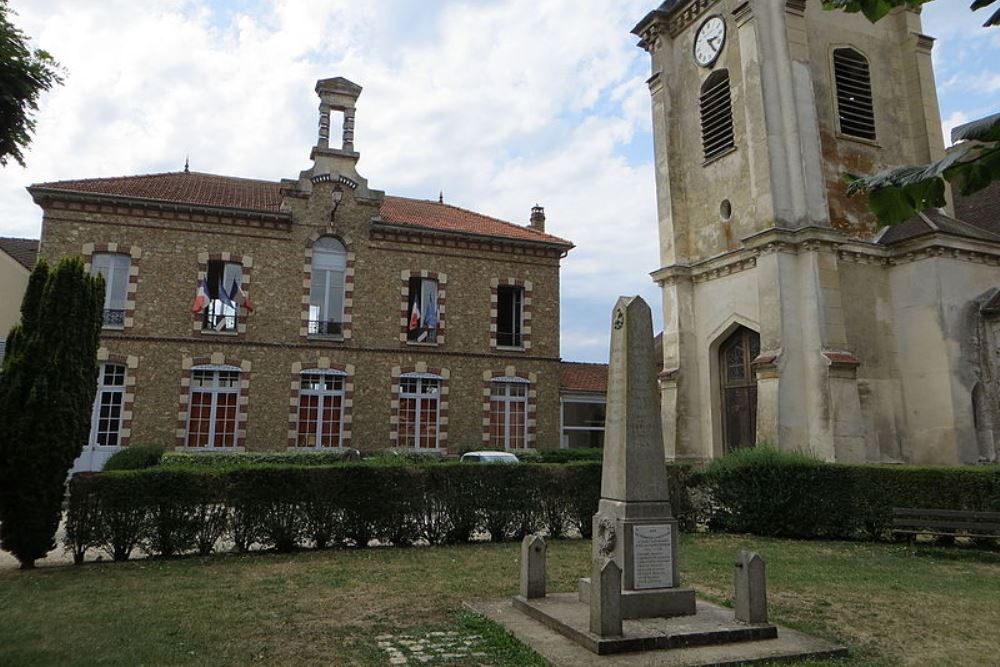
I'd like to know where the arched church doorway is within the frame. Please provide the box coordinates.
[719,326,760,452]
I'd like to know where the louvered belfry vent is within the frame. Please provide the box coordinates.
[700,70,735,163]
[833,48,876,140]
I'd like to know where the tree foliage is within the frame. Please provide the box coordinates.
[823,0,999,26]
[0,0,64,167]
[823,0,999,226]
[0,258,103,568]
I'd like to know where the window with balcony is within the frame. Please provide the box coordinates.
[309,237,347,337]
[90,253,130,328]
[488,378,529,450]
[406,277,439,344]
[397,373,441,449]
[202,260,242,332]
[496,285,524,348]
[295,370,346,448]
[186,365,241,448]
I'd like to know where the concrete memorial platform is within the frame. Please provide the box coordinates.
[465,296,848,665]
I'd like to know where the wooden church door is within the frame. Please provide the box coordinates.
[719,326,760,452]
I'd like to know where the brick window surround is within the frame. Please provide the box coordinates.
[176,353,251,450]
[389,362,450,450]
[191,252,254,335]
[481,366,538,448]
[301,230,356,342]
[490,278,532,351]
[287,359,356,449]
[399,270,448,346]
[95,348,139,448]
[82,243,142,330]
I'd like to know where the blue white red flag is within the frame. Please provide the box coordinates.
[190,279,209,313]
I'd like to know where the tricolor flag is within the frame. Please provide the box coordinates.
[408,297,421,331]
[190,279,209,313]
[423,291,438,330]
[229,280,255,312]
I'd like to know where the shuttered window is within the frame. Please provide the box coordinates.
[700,70,735,163]
[833,48,876,141]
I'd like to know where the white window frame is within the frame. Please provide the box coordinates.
[90,253,130,328]
[496,285,524,349]
[89,362,127,447]
[203,260,242,332]
[398,372,442,450]
[559,393,607,449]
[489,376,530,450]
[186,364,242,449]
[309,237,347,337]
[296,369,347,448]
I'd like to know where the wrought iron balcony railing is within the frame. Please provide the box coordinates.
[308,320,343,337]
[102,309,126,327]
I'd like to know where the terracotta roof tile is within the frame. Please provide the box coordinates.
[32,171,284,212]
[379,195,572,247]
[0,237,39,270]
[560,362,608,394]
[30,171,573,247]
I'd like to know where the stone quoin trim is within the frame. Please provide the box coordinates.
[175,353,252,450]
[287,359,356,449]
[399,270,447,346]
[96,348,140,447]
[82,242,142,330]
[481,366,538,448]
[389,363,450,450]
[490,277,533,351]
[191,251,254,335]
[301,230,356,342]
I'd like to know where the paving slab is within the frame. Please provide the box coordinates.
[466,597,848,666]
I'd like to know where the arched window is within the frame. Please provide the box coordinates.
[700,69,735,163]
[833,47,875,141]
[309,237,347,337]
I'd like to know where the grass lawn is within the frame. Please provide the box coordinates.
[1,534,997,666]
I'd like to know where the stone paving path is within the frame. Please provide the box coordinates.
[376,631,490,665]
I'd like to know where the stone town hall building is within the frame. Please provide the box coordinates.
[635,1,1000,465]
[29,77,591,471]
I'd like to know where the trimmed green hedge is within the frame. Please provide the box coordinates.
[161,449,361,469]
[697,447,1000,540]
[103,444,166,471]
[65,462,604,561]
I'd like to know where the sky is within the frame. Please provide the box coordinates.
[1,1,998,363]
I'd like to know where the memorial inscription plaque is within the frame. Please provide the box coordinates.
[632,524,673,589]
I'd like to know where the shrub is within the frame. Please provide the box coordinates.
[104,444,166,471]
[162,449,359,469]
[536,448,604,464]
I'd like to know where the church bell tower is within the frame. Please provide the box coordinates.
[632,1,948,462]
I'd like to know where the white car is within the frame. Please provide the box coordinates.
[460,451,520,464]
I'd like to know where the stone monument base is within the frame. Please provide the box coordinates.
[467,597,848,665]
[578,577,696,619]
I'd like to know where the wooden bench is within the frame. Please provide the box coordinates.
[892,508,1000,543]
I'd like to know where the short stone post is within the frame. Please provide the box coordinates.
[520,535,546,599]
[589,558,623,637]
[734,550,768,623]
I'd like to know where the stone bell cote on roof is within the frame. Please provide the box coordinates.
[290,76,382,203]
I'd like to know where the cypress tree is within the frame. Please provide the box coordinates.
[0,257,103,568]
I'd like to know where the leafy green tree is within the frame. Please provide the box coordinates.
[0,258,104,569]
[822,0,999,226]
[0,0,64,167]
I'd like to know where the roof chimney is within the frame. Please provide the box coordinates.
[529,204,545,232]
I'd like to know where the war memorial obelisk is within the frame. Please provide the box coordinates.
[579,296,696,618]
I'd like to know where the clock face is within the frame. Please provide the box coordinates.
[694,16,726,68]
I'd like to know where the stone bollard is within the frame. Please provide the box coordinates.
[520,534,547,599]
[589,558,623,637]
[734,550,768,623]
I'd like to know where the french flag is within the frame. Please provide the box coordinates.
[190,279,209,313]
[229,280,255,313]
[408,297,421,331]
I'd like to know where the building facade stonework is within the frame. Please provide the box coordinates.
[635,1,1000,465]
[30,77,574,468]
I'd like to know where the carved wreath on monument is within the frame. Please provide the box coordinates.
[597,517,616,557]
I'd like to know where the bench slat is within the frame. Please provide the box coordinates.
[892,519,1000,532]
[893,508,1000,521]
